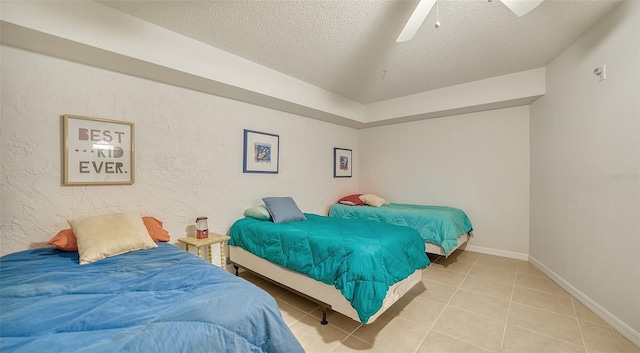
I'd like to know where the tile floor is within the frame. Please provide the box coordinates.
[238,250,640,353]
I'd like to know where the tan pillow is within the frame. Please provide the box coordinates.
[359,194,390,207]
[68,212,157,265]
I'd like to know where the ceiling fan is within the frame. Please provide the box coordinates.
[396,0,544,42]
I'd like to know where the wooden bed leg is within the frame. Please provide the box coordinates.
[233,265,239,276]
[320,309,328,325]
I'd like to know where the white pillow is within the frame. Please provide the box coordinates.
[244,205,272,221]
[68,212,157,265]
[359,194,390,207]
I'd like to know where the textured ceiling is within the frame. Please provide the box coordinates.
[99,0,620,104]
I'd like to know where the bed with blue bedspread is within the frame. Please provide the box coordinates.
[329,203,473,256]
[0,243,303,353]
[229,214,430,324]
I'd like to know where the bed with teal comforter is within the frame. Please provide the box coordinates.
[0,243,303,353]
[228,214,430,324]
[329,203,473,256]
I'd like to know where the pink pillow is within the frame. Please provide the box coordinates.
[338,194,365,206]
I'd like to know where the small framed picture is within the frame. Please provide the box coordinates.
[243,129,279,174]
[62,115,135,185]
[333,147,352,178]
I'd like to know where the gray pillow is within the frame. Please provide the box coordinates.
[262,197,307,224]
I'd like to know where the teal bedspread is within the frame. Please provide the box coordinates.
[329,203,473,256]
[229,214,430,324]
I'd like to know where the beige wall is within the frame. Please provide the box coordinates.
[359,106,531,258]
[0,45,358,255]
[530,0,639,338]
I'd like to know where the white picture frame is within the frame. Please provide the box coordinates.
[63,115,135,185]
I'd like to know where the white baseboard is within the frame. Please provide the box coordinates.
[529,256,640,348]
[462,244,529,261]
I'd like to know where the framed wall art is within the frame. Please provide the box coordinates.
[63,115,135,185]
[243,129,279,174]
[333,147,352,178]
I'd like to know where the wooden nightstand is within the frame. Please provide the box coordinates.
[178,233,230,268]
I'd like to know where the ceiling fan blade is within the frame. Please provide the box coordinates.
[396,0,437,42]
[501,0,543,17]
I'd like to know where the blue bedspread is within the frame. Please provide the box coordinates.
[329,203,473,256]
[229,214,430,324]
[0,243,303,353]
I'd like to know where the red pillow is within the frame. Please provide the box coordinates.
[337,194,365,206]
[48,216,170,251]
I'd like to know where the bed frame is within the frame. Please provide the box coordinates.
[229,245,422,325]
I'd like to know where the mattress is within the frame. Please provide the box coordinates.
[228,213,430,324]
[0,243,303,353]
[426,233,469,256]
[230,245,423,324]
[329,203,473,255]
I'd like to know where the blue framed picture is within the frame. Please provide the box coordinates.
[243,129,279,174]
[333,147,352,178]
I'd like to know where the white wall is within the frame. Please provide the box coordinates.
[0,1,544,128]
[359,106,530,257]
[530,0,639,338]
[0,1,366,125]
[0,46,358,255]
